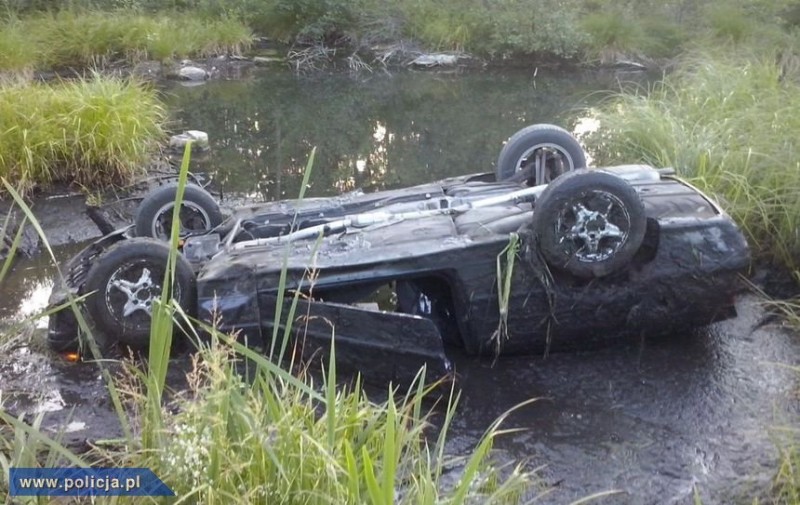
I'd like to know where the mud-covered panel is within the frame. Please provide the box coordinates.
[454,207,532,237]
[204,224,510,296]
[258,295,452,383]
[464,217,749,355]
[637,179,719,220]
[196,262,262,342]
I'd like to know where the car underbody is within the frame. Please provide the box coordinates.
[48,160,749,382]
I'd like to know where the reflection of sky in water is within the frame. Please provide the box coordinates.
[17,280,53,328]
[0,242,86,329]
[163,68,642,201]
[1,268,55,330]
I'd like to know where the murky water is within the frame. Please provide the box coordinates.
[1,67,798,504]
[160,67,624,198]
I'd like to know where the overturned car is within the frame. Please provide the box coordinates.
[48,124,750,381]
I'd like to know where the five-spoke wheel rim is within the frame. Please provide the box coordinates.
[104,260,178,330]
[554,189,631,263]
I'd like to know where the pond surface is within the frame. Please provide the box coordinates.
[1,66,798,504]
[160,66,622,198]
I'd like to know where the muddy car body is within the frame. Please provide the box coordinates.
[47,126,750,381]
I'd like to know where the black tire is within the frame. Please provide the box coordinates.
[82,238,197,347]
[531,169,646,279]
[135,183,223,240]
[496,124,587,184]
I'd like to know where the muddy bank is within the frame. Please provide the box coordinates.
[27,38,655,86]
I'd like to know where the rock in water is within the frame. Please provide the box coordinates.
[178,66,209,81]
[169,130,210,150]
[410,53,460,68]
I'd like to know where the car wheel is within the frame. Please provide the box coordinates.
[135,183,223,240]
[495,124,587,184]
[82,238,197,347]
[532,169,646,279]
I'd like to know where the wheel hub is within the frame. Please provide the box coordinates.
[153,202,212,240]
[108,267,158,317]
[557,191,630,263]
[517,144,573,185]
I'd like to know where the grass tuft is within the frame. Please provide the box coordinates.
[0,18,37,74]
[0,74,166,193]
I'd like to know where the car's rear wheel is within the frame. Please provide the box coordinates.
[495,124,587,184]
[135,183,223,240]
[531,169,646,279]
[82,238,196,347]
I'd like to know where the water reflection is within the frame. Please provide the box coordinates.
[0,263,55,327]
[0,242,87,332]
[162,68,631,199]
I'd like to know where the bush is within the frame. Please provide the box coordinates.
[580,10,643,61]
[400,0,587,57]
[240,0,365,44]
[706,4,752,43]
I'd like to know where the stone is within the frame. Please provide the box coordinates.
[253,56,284,65]
[178,65,209,81]
[169,130,210,150]
[0,211,40,264]
[409,53,461,68]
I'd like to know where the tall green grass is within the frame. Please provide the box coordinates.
[0,18,37,74]
[120,333,534,503]
[584,50,800,270]
[5,0,800,64]
[0,10,253,72]
[0,74,165,192]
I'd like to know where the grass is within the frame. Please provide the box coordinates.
[492,232,520,355]
[584,49,800,271]
[0,18,37,74]
[1,0,798,66]
[0,147,537,503]
[0,74,166,193]
[774,424,800,504]
[119,334,533,503]
[0,9,253,72]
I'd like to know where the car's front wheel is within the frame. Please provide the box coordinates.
[82,238,197,347]
[531,169,647,279]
